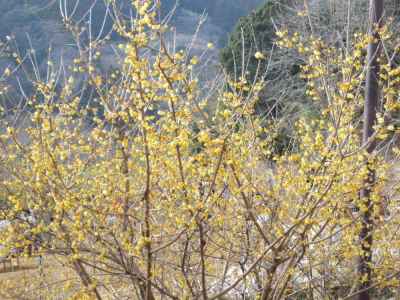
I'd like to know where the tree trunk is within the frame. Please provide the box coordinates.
[358,1,384,300]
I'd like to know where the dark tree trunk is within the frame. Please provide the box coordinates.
[358,1,384,300]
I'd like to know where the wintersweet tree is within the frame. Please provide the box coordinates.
[1,0,400,299]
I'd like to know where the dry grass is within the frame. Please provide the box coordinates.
[0,255,136,300]
[0,255,81,300]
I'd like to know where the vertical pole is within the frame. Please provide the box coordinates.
[358,1,384,299]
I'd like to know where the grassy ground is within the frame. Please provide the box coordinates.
[0,255,81,300]
[0,255,135,300]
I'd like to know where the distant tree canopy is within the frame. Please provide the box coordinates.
[220,1,282,80]
[219,0,400,121]
[220,0,304,126]
[220,0,400,81]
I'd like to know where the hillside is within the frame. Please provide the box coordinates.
[0,0,265,106]
[0,0,265,54]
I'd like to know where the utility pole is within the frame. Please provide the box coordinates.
[358,0,384,299]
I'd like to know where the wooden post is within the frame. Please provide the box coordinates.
[358,1,384,299]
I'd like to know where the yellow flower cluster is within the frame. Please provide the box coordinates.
[0,1,400,299]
